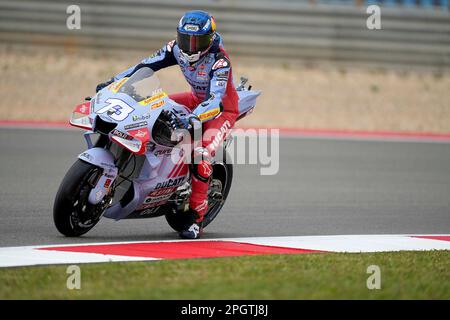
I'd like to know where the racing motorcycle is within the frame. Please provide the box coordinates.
[53,67,260,236]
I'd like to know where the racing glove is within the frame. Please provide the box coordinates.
[160,110,201,143]
[95,78,114,93]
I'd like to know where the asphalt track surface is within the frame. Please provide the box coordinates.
[0,127,449,247]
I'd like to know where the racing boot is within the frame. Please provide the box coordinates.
[179,150,212,239]
[179,175,209,239]
[179,208,205,239]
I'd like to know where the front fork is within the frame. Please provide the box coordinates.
[79,132,120,205]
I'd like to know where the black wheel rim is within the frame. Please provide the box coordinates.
[69,168,104,230]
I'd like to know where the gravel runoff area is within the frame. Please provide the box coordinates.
[1,44,450,133]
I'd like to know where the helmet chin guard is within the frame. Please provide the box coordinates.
[179,43,212,63]
[180,50,202,63]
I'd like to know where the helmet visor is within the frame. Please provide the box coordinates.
[177,32,213,54]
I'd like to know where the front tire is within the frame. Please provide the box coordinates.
[53,160,104,237]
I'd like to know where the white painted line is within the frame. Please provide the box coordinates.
[226,235,450,253]
[0,246,159,268]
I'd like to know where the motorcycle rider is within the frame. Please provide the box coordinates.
[96,10,239,239]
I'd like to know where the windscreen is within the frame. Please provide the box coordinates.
[118,67,162,102]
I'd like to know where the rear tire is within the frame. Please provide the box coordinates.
[165,162,233,232]
[53,160,104,237]
[202,162,233,228]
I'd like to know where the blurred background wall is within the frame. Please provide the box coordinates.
[1,0,449,71]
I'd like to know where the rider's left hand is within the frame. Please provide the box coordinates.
[161,110,188,130]
[95,78,114,93]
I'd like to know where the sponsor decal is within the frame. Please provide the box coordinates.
[154,149,173,157]
[142,186,178,206]
[197,71,208,80]
[75,102,90,115]
[112,129,133,140]
[128,128,150,141]
[150,100,164,109]
[198,108,221,121]
[204,56,214,64]
[141,200,169,208]
[139,207,160,216]
[155,177,184,189]
[166,40,175,52]
[104,178,112,189]
[80,152,93,161]
[212,58,229,70]
[132,114,151,121]
[193,84,208,91]
[203,19,211,31]
[152,88,163,95]
[185,78,208,91]
[216,81,226,87]
[143,194,170,204]
[148,186,177,198]
[124,121,147,130]
[215,70,229,82]
[100,162,116,169]
[198,160,213,177]
[178,54,188,66]
[149,49,162,59]
[216,70,229,77]
[134,130,147,138]
[210,120,231,150]
[121,139,142,152]
[104,172,115,179]
[184,24,199,31]
[71,116,91,128]
[110,78,128,93]
[95,190,104,201]
[138,92,167,106]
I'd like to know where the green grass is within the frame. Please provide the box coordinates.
[0,251,449,299]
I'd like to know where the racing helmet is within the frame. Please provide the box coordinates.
[177,10,216,63]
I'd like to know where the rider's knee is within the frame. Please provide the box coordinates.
[190,144,213,183]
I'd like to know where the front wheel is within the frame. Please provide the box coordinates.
[53,160,106,237]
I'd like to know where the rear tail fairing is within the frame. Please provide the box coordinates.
[235,77,261,121]
[237,90,260,117]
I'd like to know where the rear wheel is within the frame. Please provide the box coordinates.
[53,160,106,237]
[202,162,233,228]
[165,162,233,232]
